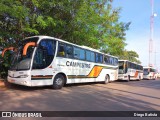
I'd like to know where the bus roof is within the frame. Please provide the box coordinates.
[25,35,118,58]
[143,66,156,69]
[118,60,143,66]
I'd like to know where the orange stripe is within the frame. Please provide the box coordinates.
[134,71,139,78]
[87,66,103,77]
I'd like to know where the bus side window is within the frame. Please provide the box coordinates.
[90,52,95,62]
[66,45,73,58]
[110,57,113,65]
[86,50,91,61]
[74,47,79,59]
[114,58,118,66]
[104,55,110,64]
[73,47,85,60]
[57,43,65,57]
[96,53,103,63]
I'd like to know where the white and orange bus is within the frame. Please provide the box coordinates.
[143,67,157,80]
[118,60,143,81]
[5,36,119,89]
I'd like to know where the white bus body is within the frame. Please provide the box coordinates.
[143,67,157,80]
[7,36,118,89]
[118,60,143,81]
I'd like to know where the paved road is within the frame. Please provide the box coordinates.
[0,79,160,119]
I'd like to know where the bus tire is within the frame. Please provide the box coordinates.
[104,75,109,84]
[150,76,152,80]
[52,74,65,89]
[127,75,130,82]
[138,76,141,81]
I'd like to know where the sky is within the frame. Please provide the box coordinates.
[112,0,160,72]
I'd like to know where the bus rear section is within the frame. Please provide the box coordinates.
[143,67,157,80]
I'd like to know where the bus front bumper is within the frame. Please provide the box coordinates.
[118,74,129,81]
[8,76,31,86]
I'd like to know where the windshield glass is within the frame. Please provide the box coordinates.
[119,61,125,74]
[10,37,39,71]
[32,39,56,69]
[143,68,149,75]
[150,68,156,72]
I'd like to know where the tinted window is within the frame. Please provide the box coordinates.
[96,53,103,63]
[90,52,95,62]
[33,39,56,69]
[151,68,156,72]
[109,57,114,65]
[86,50,95,62]
[66,45,73,58]
[144,69,149,75]
[130,63,134,69]
[86,51,91,61]
[74,47,85,60]
[114,58,118,65]
[104,55,110,64]
[128,62,131,68]
[57,43,65,57]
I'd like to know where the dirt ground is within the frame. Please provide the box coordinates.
[0,79,4,86]
[0,79,11,90]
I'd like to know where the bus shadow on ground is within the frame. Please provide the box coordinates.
[0,80,51,91]
[1,81,160,112]
[1,78,160,91]
[0,79,138,91]
[1,80,104,91]
[1,79,160,112]
[1,80,117,91]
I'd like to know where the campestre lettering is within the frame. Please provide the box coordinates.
[66,61,90,68]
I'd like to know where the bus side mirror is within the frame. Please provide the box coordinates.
[1,47,16,57]
[23,42,36,56]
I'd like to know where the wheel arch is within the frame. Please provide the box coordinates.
[107,74,110,82]
[104,74,110,84]
[54,72,67,84]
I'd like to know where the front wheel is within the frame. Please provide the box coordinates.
[52,74,65,89]
[127,75,130,82]
[104,75,109,84]
[138,76,141,81]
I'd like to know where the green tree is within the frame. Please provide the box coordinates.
[119,50,141,64]
[0,0,141,77]
[0,0,130,50]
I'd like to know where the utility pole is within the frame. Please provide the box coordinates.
[149,0,154,67]
[154,50,157,68]
[149,0,157,67]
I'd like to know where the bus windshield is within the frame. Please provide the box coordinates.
[143,68,149,75]
[119,61,125,74]
[10,37,39,71]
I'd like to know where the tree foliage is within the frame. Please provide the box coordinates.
[119,50,141,64]
[0,0,129,51]
[0,0,141,77]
